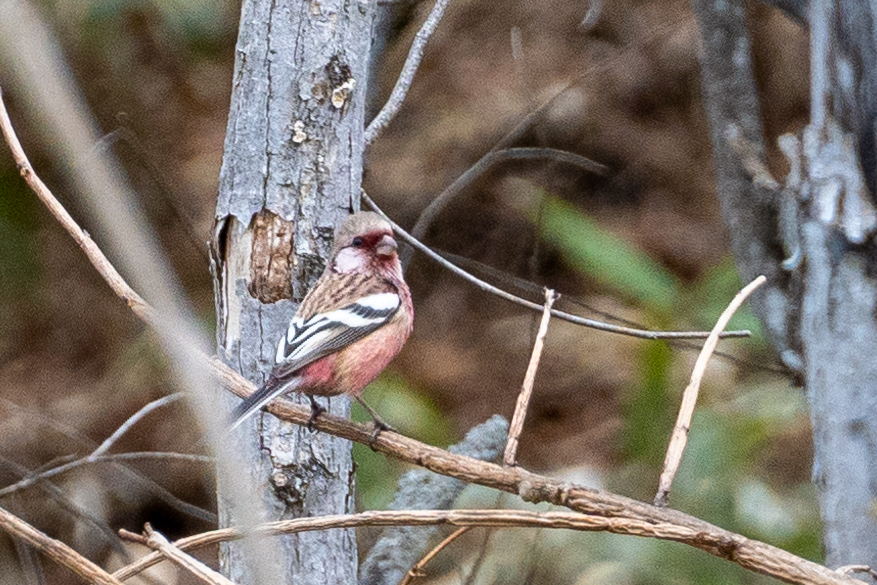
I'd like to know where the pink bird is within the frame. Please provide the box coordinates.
[231,212,414,432]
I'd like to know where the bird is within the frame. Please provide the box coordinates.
[230,211,413,432]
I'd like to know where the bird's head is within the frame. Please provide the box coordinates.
[332,212,400,274]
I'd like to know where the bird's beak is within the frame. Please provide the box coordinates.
[375,234,398,257]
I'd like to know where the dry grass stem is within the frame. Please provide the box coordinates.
[654,275,767,507]
[504,288,558,466]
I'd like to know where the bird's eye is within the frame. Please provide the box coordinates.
[351,236,364,247]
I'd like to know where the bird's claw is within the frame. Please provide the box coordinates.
[307,398,326,432]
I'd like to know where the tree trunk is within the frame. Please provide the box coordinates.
[692,0,877,568]
[212,0,375,582]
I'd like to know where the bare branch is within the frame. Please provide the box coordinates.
[0,505,124,585]
[114,508,863,585]
[365,0,452,145]
[654,275,767,507]
[1,77,851,585]
[503,288,557,467]
[364,192,751,340]
[206,358,863,585]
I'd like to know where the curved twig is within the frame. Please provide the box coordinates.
[654,275,766,507]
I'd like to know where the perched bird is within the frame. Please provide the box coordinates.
[230,212,413,431]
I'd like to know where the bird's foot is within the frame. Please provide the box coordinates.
[307,397,326,432]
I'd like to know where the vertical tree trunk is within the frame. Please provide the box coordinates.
[799,0,877,567]
[212,0,375,582]
[692,0,877,568]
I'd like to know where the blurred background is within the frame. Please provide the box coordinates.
[0,0,816,583]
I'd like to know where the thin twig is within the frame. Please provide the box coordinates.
[654,275,767,507]
[0,454,128,557]
[402,147,608,267]
[90,394,184,458]
[132,523,237,585]
[503,288,558,467]
[434,250,788,375]
[0,399,215,524]
[0,505,124,585]
[0,87,162,331]
[364,0,452,144]
[363,191,750,340]
[0,452,213,498]
[398,527,471,585]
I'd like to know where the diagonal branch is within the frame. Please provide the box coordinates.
[365,0,453,145]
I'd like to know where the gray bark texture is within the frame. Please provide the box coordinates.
[359,415,509,585]
[692,0,877,569]
[212,0,375,582]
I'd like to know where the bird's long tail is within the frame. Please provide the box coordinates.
[229,376,298,430]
